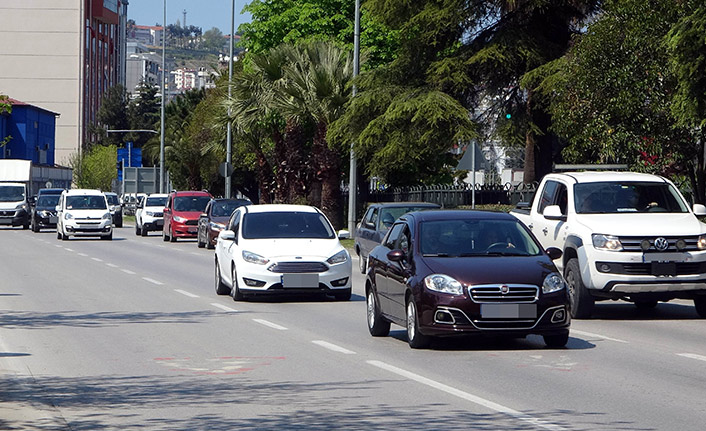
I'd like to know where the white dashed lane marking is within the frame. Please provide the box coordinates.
[312,340,356,355]
[677,353,706,362]
[174,289,198,298]
[211,303,238,312]
[143,277,164,286]
[570,329,628,344]
[106,263,118,268]
[92,257,103,262]
[253,319,288,331]
[121,269,136,275]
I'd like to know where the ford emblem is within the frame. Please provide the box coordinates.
[654,237,669,251]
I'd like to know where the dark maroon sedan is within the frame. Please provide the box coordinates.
[197,198,251,249]
[365,210,570,349]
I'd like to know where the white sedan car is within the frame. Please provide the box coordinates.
[215,204,352,301]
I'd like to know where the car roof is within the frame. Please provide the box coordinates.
[403,209,517,223]
[104,192,118,196]
[213,197,251,203]
[62,189,105,196]
[244,204,319,214]
[550,171,667,184]
[37,188,65,195]
[146,193,169,198]
[367,202,440,209]
[170,190,211,196]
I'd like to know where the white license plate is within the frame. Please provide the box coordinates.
[481,304,536,319]
[0,219,11,225]
[281,274,319,288]
[188,227,197,233]
[49,216,58,223]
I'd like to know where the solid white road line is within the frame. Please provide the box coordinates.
[677,353,706,362]
[367,360,565,431]
[143,277,164,286]
[121,269,136,275]
[253,319,288,331]
[211,303,238,312]
[570,329,628,344]
[174,289,198,298]
[311,340,356,355]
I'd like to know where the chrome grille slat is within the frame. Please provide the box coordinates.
[268,261,329,273]
[469,284,538,303]
[619,236,701,252]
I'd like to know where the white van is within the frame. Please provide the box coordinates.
[56,189,113,240]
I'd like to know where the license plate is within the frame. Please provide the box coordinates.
[0,219,11,225]
[481,303,537,319]
[281,273,319,288]
[49,216,58,223]
[651,262,676,276]
[156,220,163,227]
[188,227,197,233]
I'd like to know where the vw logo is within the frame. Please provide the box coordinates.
[500,285,510,294]
[654,237,669,251]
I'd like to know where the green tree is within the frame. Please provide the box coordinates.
[203,27,224,53]
[92,84,129,149]
[1,93,12,148]
[68,145,117,191]
[127,82,160,153]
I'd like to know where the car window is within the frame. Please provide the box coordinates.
[364,208,378,228]
[574,181,688,214]
[0,185,25,202]
[174,196,211,212]
[146,196,167,207]
[231,211,241,242]
[65,195,107,210]
[383,223,405,249]
[397,225,411,256]
[105,194,119,205]
[538,181,559,214]
[242,211,335,239]
[36,195,60,207]
[212,200,250,217]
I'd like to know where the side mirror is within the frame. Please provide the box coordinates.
[543,205,566,221]
[546,247,563,261]
[29,196,36,206]
[693,204,706,216]
[337,229,351,240]
[387,249,405,262]
[219,230,235,242]
[163,207,171,213]
[55,205,61,212]
[200,212,208,218]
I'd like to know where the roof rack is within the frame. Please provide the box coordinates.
[553,164,628,171]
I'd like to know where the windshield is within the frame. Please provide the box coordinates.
[211,200,250,217]
[242,211,335,239]
[146,197,167,207]
[379,206,437,231]
[66,195,107,210]
[36,195,60,207]
[420,219,541,257]
[0,185,25,202]
[105,194,119,205]
[574,181,688,214]
[173,196,211,212]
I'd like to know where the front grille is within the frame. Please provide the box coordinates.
[268,262,329,273]
[469,284,538,303]
[619,236,701,253]
[0,210,15,217]
[597,261,706,276]
[153,212,163,218]
[185,219,198,226]
[472,319,537,330]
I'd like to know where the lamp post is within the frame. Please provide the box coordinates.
[347,0,360,235]
[159,0,167,193]
[225,0,235,198]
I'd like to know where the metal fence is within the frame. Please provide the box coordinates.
[366,182,539,208]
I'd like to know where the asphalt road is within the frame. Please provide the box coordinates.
[1,225,706,430]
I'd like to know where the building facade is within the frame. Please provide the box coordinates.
[0,98,58,165]
[0,0,128,165]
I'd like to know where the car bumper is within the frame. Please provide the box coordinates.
[0,209,29,226]
[142,218,163,231]
[235,260,352,296]
[64,220,112,236]
[171,221,198,237]
[34,214,58,228]
[416,289,570,337]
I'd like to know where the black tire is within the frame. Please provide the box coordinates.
[162,228,169,242]
[565,258,594,319]
[135,223,140,236]
[170,227,177,242]
[543,331,569,348]
[358,251,367,274]
[334,288,352,301]
[206,240,215,250]
[214,259,230,295]
[367,289,390,336]
[406,299,431,349]
[61,231,68,241]
[116,218,122,228]
[57,230,61,240]
[694,297,706,318]
[141,225,148,237]
[634,300,658,310]
[197,229,206,248]
[231,265,244,301]
[101,233,112,241]
[32,222,39,233]
[22,223,29,230]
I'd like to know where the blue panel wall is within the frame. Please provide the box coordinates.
[1,105,56,165]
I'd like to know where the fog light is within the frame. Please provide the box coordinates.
[640,239,651,251]
[243,278,266,287]
[597,263,611,273]
[434,310,455,324]
[676,239,686,251]
[331,277,348,287]
[551,309,566,323]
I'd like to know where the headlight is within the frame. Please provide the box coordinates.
[15,203,28,211]
[543,272,566,294]
[102,212,112,220]
[39,210,51,217]
[173,216,187,223]
[327,250,348,265]
[209,221,226,231]
[146,211,155,217]
[698,235,706,250]
[592,234,623,251]
[64,212,74,220]
[242,250,269,265]
[424,274,463,295]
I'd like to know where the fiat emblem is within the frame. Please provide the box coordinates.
[654,237,669,251]
[500,285,510,294]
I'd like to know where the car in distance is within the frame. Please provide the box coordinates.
[31,188,63,232]
[365,210,570,349]
[162,190,212,242]
[197,198,252,249]
[214,204,352,301]
[355,202,440,274]
[135,193,168,236]
[104,192,123,227]
[56,189,113,240]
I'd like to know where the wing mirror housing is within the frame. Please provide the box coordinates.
[387,249,405,262]
[543,205,566,221]
[219,230,235,241]
[337,229,351,240]
[693,204,706,216]
[546,247,563,261]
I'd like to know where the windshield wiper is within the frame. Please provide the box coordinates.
[422,253,451,257]
[483,251,530,256]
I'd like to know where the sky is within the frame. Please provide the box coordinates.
[127,0,251,34]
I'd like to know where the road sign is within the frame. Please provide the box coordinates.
[219,162,233,178]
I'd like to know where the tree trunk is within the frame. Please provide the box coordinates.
[284,120,307,204]
[523,90,554,184]
[255,148,272,204]
[271,128,287,203]
[311,122,342,229]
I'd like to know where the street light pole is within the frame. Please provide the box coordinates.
[159,0,167,193]
[347,0,360,235]
[225,0,235,198]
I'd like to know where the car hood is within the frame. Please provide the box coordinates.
[420,255,557,286]
[576,213,706,236]
[0,201,23,210]
[243,238,345,260]
[144,206,165,211]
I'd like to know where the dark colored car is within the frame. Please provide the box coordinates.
[162,190,212,242]
[355,202,440,274]
[365,210,570,349]
[104,192,123,227]
[197,198,252,249]
[30,189,64,232]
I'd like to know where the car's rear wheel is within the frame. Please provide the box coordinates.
[231,265,244,301]
[334,288,352,301]
[214,259,229,295]
[694,297,706,318]
[406,299,430,349]
[367,289,390,336]
[197,229,206,248]
[634,300,658,310]
[358,252,367,274]
[135,223,140,235]
[543,331,569,348]
[565,258,594,319]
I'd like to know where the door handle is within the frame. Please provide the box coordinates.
[528,223,534,230]
[542,227,548,235]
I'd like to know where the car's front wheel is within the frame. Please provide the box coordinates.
[406,299,430,349]
[565,258,594,319]
[358,251,367,274]
[214,259,230,295]
[231,265,244,301]
[334,288,352,301]
[141,224,148,237]
[543,331,569,348]
[694,297,706,318]
[162,227,169,242]
[197,228,206,248]
[367,289,390,336]
[170,227,177,242]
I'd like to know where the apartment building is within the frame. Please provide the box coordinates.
[0,0,128,165]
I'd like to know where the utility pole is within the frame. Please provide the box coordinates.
[182,9,186,28]
[347,0,360,235]
[159,0,166,193]
[225,0,235,198]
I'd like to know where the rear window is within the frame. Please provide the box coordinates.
[66,195,107,210]
[146,197,167,207]
[242,211,335,239]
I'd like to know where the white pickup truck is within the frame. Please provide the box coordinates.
[511,171,706,318]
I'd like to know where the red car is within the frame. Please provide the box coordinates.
[162,190,212,242]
